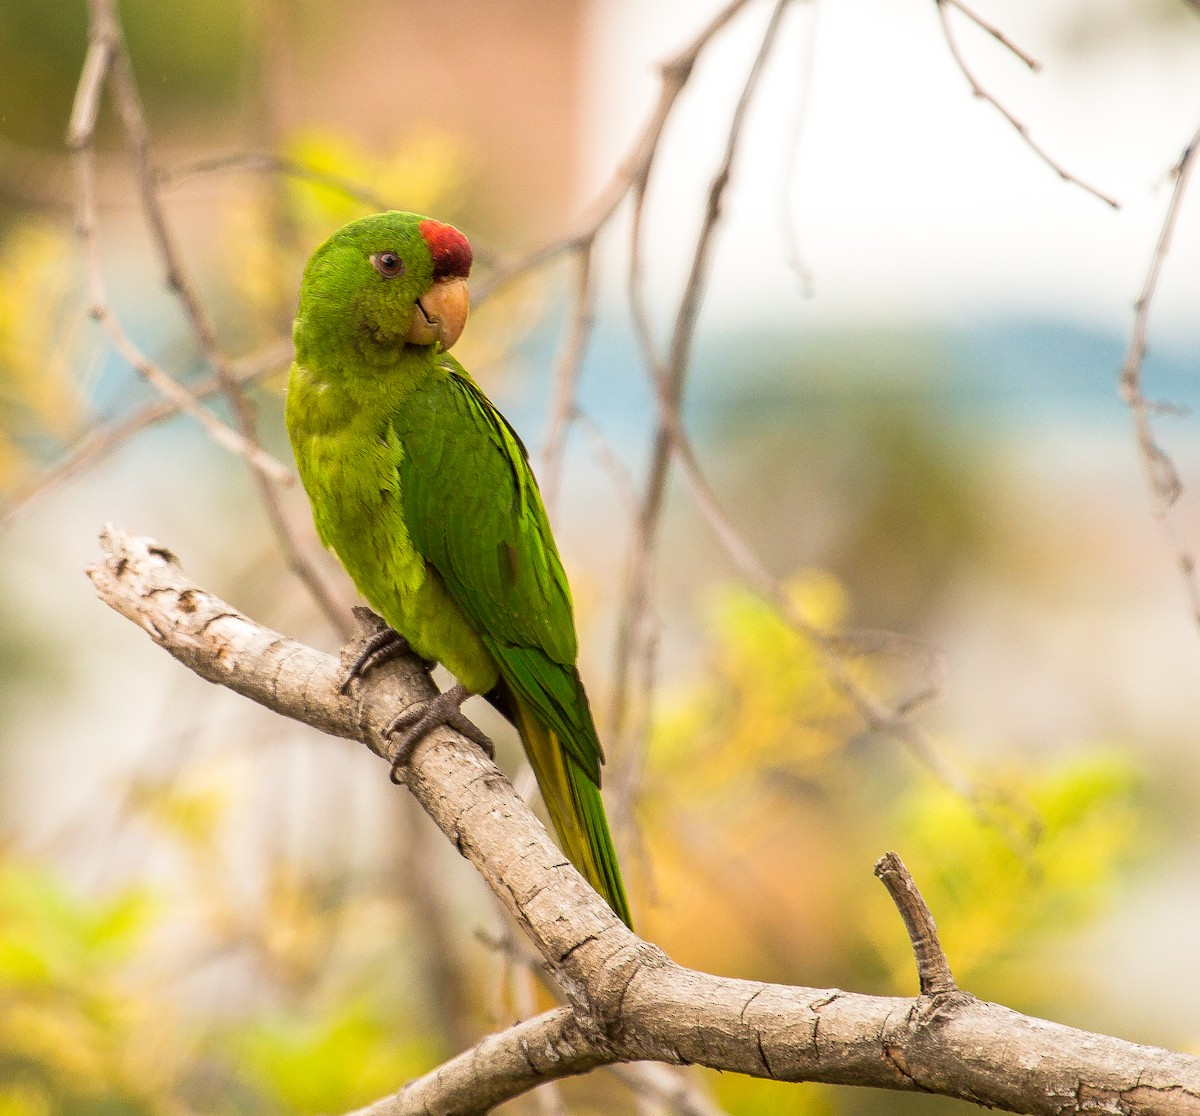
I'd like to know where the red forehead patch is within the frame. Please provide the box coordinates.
[418,219,473,280]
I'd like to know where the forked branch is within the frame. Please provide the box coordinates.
[88,529,1200,1116]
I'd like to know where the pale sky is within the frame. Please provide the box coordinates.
[582,0,1200,341]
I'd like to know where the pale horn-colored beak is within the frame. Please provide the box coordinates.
[406,276,469,351]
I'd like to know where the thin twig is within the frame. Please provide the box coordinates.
[472,0,759,309]
[874,852,958,998]
[672,433,987,806]
[1119,122,1200,630]
[616,183,1024,826]
[941,0,1040,71]
[160,150,394,212]
[0,339,291,530]
[934,0,1118,209]
[612,1064,731,1116]
[65,27,291,488]
[780,0,822,298]
[611,0,792,749]
[541,245,595,515]
[574,411,639,518]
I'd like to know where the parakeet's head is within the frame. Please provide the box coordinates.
[293,211,472,365]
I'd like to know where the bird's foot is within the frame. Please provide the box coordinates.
[341,608,434,694]
[385,682,494,782]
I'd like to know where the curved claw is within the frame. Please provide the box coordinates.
[340,625,435,694]
[385,682,494,782]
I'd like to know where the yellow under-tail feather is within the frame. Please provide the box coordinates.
[512,695,634,929]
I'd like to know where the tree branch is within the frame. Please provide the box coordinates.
[0,339,291,531]
[87,528,1200,1115]
[874,852,957,998]
[1119,121,1200,632]
[347,1008,606,1116]
[933,0,1118,209]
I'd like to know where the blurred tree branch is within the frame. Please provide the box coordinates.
[1119,120,1200,632]
[934,0,1117,208]
[88,529,1200,1116]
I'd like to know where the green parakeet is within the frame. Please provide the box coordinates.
[286,211,633,928]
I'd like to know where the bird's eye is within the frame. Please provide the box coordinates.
[371,252,404,278]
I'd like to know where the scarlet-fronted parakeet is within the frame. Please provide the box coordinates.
[286,211,633,928]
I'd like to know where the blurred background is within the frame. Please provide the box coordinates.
[2,0,1200,1113]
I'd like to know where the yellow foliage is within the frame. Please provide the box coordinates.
[0,856,177,1110]
[0,1085,51,1116]
[638,575,866,976]
[876,753,1141,998]
[636,575,1140,1005]
[223,129,470,344]
[0,223,82,487]
[284,130,468,230]
[220,128,537,399]
[128,769,231,849]
[649,573,852,798]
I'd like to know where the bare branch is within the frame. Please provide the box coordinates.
[612,0,792,747]
[66,36,291,486]
[1120,122,1200,630]
[874,852,958,997]
[594,0,1011,840]
[934,0,1118,209]
[160,150,395,212]
[88,529,1200,1115]
[541,245,595,515]
[0,339,291,531]
[473,0,760,309]
[941,0,1041,71]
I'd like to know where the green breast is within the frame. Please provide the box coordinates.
[285,359,499,693]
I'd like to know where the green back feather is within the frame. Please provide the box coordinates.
[393,358,632,926]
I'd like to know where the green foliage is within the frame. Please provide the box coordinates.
[229,1002,439,1115]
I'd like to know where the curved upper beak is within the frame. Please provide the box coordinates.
[406,276,469,351]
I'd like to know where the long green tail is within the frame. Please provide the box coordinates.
[511,694,634,929]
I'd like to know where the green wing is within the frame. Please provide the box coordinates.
[392,358,633,926]
[390,357,603,782]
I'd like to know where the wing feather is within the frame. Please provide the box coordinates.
[393,359,602,782]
